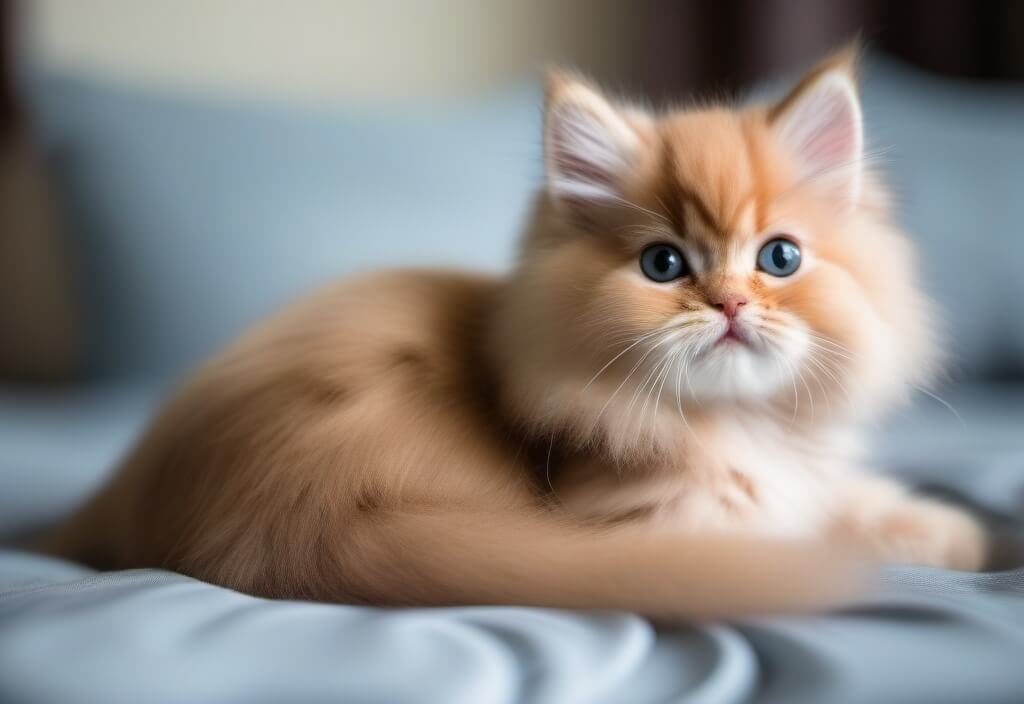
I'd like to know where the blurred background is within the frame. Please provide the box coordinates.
[4,6,1024,701]
[2,0,1023,535]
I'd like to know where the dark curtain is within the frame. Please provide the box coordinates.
[0,0,15,132]
[638,0,1024,100]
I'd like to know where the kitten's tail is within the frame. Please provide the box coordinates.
[34,492,867,618]
[331,510,869,619]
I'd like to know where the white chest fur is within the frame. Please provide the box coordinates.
[556,417,857,539]
[676,418,847,537]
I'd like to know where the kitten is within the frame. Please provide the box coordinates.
[39,49,987,619]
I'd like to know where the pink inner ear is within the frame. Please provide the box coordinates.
[550,109,616,190]
[775,73,863,205]
[801,94,856,170]
[547,103,631,204]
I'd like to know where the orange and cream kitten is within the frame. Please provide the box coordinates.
[40,51,987,619]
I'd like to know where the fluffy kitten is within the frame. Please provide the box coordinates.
[40,50,987,619]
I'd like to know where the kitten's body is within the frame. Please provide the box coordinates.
[42,270,857,615]
[40,51,986,618]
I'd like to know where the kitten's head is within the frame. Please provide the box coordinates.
[494,50,936,458]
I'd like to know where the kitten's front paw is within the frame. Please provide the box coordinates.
[848,499,988,571]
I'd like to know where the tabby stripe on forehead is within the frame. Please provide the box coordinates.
[657,141,724,236]
[726,190,758,234]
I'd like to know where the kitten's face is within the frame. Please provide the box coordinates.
[502,54,933,447]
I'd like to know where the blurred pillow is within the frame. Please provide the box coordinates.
[23,69,541,380]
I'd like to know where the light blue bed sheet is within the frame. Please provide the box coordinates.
[1,383,1023,704]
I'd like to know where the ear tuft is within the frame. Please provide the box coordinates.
[771,52,864,210]
[544,72,641,214]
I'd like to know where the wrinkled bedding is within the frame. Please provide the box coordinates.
[1,383,1023,704]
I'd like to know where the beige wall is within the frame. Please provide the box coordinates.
[25,0,634,104]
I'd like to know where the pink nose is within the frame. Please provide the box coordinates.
[712,293,748,319]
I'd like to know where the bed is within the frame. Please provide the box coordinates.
[1,56,1023,703]
[2,383,1023,704]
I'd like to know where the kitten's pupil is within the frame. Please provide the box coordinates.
[654,249,675,273]
[772,244,789,269]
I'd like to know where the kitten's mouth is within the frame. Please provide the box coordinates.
[716,322,748,347]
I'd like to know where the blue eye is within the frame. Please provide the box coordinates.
[640,244,689,282]
[757,239,801,277]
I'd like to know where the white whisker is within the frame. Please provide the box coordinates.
[911,384,966,429]
[581,328,665,393]
[606,194,671,225]
[640,347,677,437]
[594,331,679,427]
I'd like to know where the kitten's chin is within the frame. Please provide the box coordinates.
[680,343,797,402]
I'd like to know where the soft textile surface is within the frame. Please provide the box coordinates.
[1,383,1022,703]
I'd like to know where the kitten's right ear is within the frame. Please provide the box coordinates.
[544,72,643,216]
[769,47,863,210]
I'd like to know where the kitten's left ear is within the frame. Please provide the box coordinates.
[770,49,864,209]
